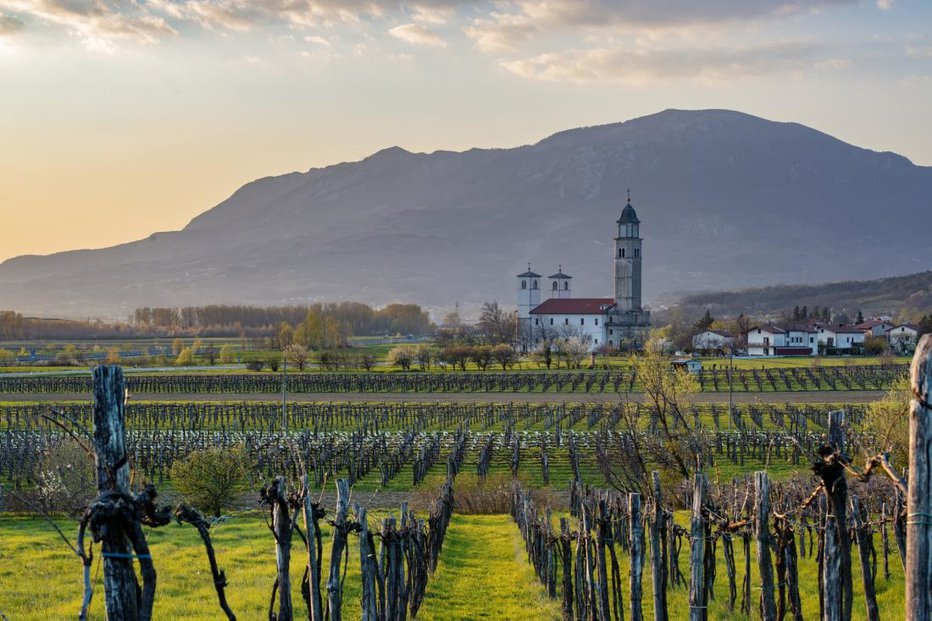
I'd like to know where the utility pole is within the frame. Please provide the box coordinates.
[281,354,287,432]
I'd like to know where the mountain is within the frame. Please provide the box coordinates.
[667,270,932,321]
[2,109,931,320]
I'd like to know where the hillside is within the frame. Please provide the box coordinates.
[672,270,932,320]
[1,108,931,319]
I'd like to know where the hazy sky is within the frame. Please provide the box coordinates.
[1,0,930,262]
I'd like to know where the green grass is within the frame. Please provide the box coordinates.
[418,514,561,621]
[0,512,560,621]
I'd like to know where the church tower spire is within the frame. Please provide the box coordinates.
[613,192,642,312]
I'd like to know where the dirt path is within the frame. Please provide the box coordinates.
[2,390,887,404]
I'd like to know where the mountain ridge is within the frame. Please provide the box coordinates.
[2,108,930,320]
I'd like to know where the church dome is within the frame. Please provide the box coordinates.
[616,201,640,225]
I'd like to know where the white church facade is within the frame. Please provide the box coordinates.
[517,196,651,351]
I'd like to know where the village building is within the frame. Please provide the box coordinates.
[517,195,651,351]
[692,330,735,353]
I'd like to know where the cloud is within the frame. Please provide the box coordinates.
[388,21,445,46]
[501,42,822,84]
[1,0,176,44]
[466,0,859,51]
[0,11,24,33]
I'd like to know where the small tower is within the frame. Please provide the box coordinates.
[613,191,642,312]
[548,266,572,299]
[516,263,541,319]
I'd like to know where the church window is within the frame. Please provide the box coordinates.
[618,249,622,258]
[552,281,558,290]
[580,318,584,325]
[564,282,569,290]
[595,318,599,325]
[595,339,599,345]
[521,280,527,290]
[549,318,554,325]
[621,248,625,258]
[565,318,569,325]
[534,318,539,325]
[609,329,614,335]
[635,248,639,258]
[532,280,538,289]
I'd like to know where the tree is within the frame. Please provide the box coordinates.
[793,305,801,321]
[175,347,195,366]
[477,301,518,345]
[277,322,294,351]
[863,375,910,467]
[357,352,377,372]
[266,354,281,372]
[694,309,714,332]
[170,447,252,517]
[172,338,184,355]
[219,344,237,364]
[833,310,850,325]
[105,347,121,365]
[440,344,471,371]
[414,345,434,371]
[919,315,932,336]
[470,345,494,371]
[388,346,415,371]
[856,310,865,324]
[492,344,517,370]
[284,344,312,371]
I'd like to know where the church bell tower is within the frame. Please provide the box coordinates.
[613,191,642,312]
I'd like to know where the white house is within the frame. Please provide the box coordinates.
[746,325,817,356]
[692,330,735,352]
[886,324,920,353]
[816,325,865,352]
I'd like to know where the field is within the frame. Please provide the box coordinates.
[0,353,918,620]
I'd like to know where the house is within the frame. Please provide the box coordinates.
[886,324,920,353]
[745,321,872,356]
[854,319,895,338]
[816,325,865,353]
[692,330,735,353]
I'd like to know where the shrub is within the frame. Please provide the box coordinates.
[218,344,237,364]
[175,347,195,366]
[388,346,416,371]
[170,447,252,517]
[245,360,264,372]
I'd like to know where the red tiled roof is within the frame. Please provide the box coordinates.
[854,319,891,330]
[530,298,615,315]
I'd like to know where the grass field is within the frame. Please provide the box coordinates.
[0,512,559,621]
[0,509,906,620]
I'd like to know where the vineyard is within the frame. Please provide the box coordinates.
[0,363,907,394]
[0,339,929,621]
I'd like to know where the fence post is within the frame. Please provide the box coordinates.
[907,335,932,621]
[689,474,707,621]
[851,496,880,621]
[754,472,776,621]
[650,472,668,621]
[328,479,350,621]
[92,365,139,620]
[629,493,644,621]
[302,475,324,621]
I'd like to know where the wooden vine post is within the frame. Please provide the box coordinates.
[650,472,668,621]
[629,492,644,621]
[754,472,776,621]
[819,409,851,621]
[327,479,351,621]
[688,474,707,621]
[92,365,142,620]
[907,334,932,621]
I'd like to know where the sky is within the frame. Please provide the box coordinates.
[1,0,931,262]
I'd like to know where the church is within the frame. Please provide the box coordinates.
[516,195,651,351]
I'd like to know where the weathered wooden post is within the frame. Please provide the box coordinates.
[907,334,932,621]
[328,479,351,621]
[689,474,707,621]
[753,472,776,621]
[629,493,644,621]
[92,365,139,620]
[266,476,294,621]
[820,410,852,621]
[356,506,379,621]
[650,472,668,621]
[302,475,325,621]
[851,496,880,621]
